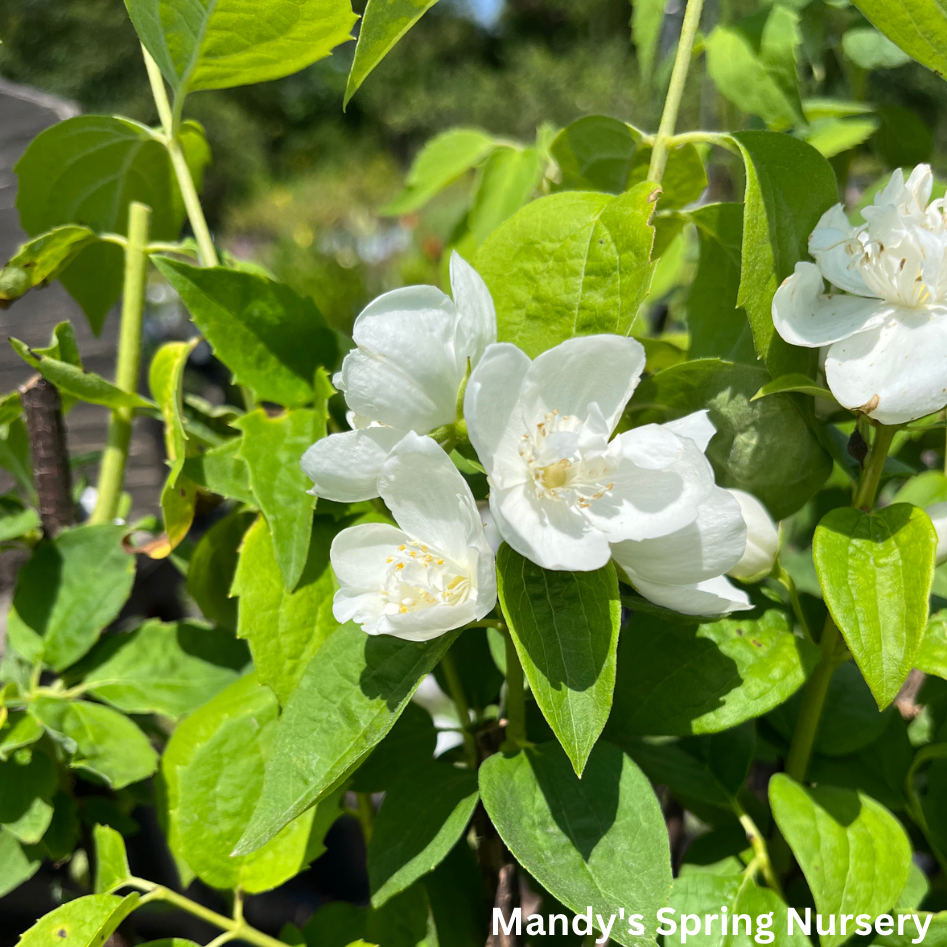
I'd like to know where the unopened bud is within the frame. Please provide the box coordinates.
[727,489,779,583]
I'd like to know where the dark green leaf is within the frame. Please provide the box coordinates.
[187,509,255,630]
[0,749,56,844]
[0,828,42,898]
[0,418,34,501]
[550,117,640,194]
[350,702,438,794]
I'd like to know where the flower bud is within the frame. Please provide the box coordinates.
[926,502,947,566]
[727,489,779,583]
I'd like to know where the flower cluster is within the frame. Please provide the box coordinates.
[773,164,947,425]
[305,254,774,639]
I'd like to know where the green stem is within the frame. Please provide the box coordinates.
[440,650,478,767]
[504,633,527,747]
[127,880,284,947]
[776,565,812,643]
[356,792,375,844]
[733,803,784,898]
[142,46,218,267]
[647,0,707,183]
[90,202,151,526]
[852,422,898,511]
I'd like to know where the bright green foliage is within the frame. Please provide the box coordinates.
[187,509,255,630]
[0,227,99,308]
[496,544,621,776]
[367,763,478,907]
[477,183,658,357]
[814,505,937,709]
[235,626,458,854]
[0,828,42,898]
[31,697,158,789]
[233,516,342,704]
[0,495,41,542]
[770,775,912,947]
[155,259,338,407]
[919,611,947,679]
[851,0,947,77]
[15,894,140,947]
[182,437,256,505]
[608,605,817,737]
[843,27,912,69]
[0,713,44,761]
[69,619,248,718]
[480,741,671,947]
[0,749,56,844]
[7,524,135,671]
[732,131,838,379]
[234,398,330,590]
[126,0,357,98]
[15,118,209,332]
[345,0,442,106]
[93,824,131,894]
[752,373,836,403]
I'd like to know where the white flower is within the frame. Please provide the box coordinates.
[727,489,780,583]
[610,487,752,615]
[329,432,497,640]
[772,164,947,425]
[464,335,728,572]
[926,501,947,566]
[301,253,496,501]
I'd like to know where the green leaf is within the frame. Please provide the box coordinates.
[16,894,140,947]
[181,437,256,505]
[0,418,34,501]
[730,131,838,379]
[32,697,158,789]
[69,619,248,718]
[480,741,671,947]
[632,0,667,84]
[15,117,209,332]
[158,674,333,893]
[345,0,441,106]
[751,372,837,403]
[43,790,80,862]
[10,337,152,410]
[849,0,947,77]
[706,6,805,130]
[127,0,357,98]
[234,400,329,590]
[0,226,99,308]
[154,259,338,408]
[770,774,911,947]
[803,116,881,160]
[476,183,658,358]
[235,625,459,855]
[0,494,41,543]
[0,712,44,761]
[233,515,342,704]
[919,610,947,679]
[187,508,256,630]
[627,359,832,519]
[367,763,478,907]
[814,504,936,708]
[0,749,56,844]
[350,703,437,794]
[93,824,131,894]
[0,828,42,898]
[843,26,912,68]
[684,203,756,364]
[496,544,620,776]
[7,524,135,671]
[607,604,818,737]
[381,128,497,215]
[550,117,641,194]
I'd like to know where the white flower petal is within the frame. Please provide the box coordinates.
[625,573,752,616]
[727,489,779,582]
[772,262,893,348]
[385,600,481,641]
[301,427,405,502]
[519,335,646,432]
[808,204,873,297]
[662,410,716,453]
[330,522,410,590]
[449,253,497,366]
[825,309,947,424]
[377,432,480,561]
[609,487,747,587]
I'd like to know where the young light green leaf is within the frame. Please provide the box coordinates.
[730,131,838,379]
[919,610,947,679]
[607,604,818,737]
[632,0,667,84]
[154,259,338,408]
[480,741,671,947]
[751,373,837,403]
[93,824,131,894]
[345,0,442,106]
[0,226,99,308]
[181,437,256,505]
[32,697,158,789]
[804,115,881,159]
[233,516,342,704]
[0,750,56,844]
[843,26,912,69]
[0,495,41,543]
[476,183,658,358]
[234,399,329,590]
[127,0,357,98]
[850,0,947,77]
[235,625,459,855]
[7,524,135,671]
[15,117,209,332]
[770,774,911,947]
[0,712,44,761]
[15,894,140,947]
[381,128,496,215]
[69,619,248,718]
[496,544,620,776]
[158,674,331,893]
[0,828,42,898]
[0,416,34,501]
[814,504,936,709]
[367,763,478,907]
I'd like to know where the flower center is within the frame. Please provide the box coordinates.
[382,540,470,614]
